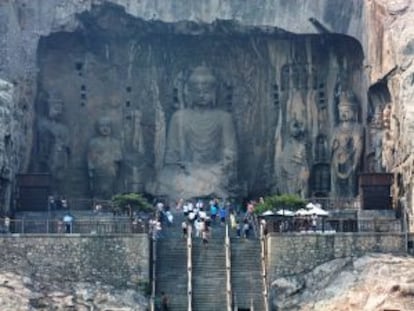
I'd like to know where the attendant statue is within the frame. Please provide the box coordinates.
[0,79,13,212]
[36,92,70,191]
[279,118,309,198]
[331,92,363,197]
[87,117,122,199]
[153,66,238,199]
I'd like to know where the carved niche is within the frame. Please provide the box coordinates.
[29,5,365,200]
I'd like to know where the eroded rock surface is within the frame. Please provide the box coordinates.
[0,272,148,311]
[271,254,414,311]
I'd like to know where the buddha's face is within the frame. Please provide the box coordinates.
[290,119,304,138]
[188,68,216,108]
[97,119,112,136]
[339,105,355,122]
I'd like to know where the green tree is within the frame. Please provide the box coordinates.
[254,194,305,215]
[112,193,153,216]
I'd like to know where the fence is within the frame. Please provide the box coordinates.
[307,197,360,210]
[266,218,401,234]
[1,218,147,235]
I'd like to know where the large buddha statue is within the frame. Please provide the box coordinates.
[87,117,122,199]
[331,92,363,198]
[152,66,238,199]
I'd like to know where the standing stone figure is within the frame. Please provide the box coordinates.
[279,118,309,198]
[36,92,70,192]
[0,79,13,212]
[331,92,363,197]
[123,108,145,193]
[87,117,122,199]
[153,66,238,199]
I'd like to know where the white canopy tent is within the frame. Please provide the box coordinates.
[305,202,330,217]
[275,209,295,216]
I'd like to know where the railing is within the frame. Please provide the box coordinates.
[307,197,361,210]
[1,218,147,235]
[260,223,269,311]
[150,235,157,311]
[225,224,232,311]
[187,225,193,311]
[266,219,401,234]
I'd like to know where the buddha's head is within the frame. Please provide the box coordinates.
[187,66,217,108]
[289,118,305,139]
[96,117,112,136]
[338,92,357,122]
[47,92,64,120]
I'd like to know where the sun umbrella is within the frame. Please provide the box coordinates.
[261,210,275,216]
[275,209,295,216]
[307,205,329,216]
[294,208,312,216]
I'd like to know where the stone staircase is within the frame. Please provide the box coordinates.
[192,238,227,311]
[231,238,266,310]
[155,237,188,310]
[153,209,266,310]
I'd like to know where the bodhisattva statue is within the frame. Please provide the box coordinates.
[279,118,309,198]
[0,79,13,212]
[37,93,70,191]
[331,93,363,198]
[87,117,122,199]
[153,66,238,199]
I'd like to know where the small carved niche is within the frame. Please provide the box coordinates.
[272,83,279,106]
[314,134,329,163]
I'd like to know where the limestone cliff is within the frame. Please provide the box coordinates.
[0,0,413,217]
[272,254,414,311]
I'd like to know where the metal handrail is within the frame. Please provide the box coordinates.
[1,218,147,235]
[225,224,232,311]
[150,236,156,311]
[187,227,192,311]
[260,224,269,311]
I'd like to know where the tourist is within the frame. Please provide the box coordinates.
[243,219,250,238]
[219,206,227,225]
[230,212,236,230]
[236,220,241,238]
[181,220,188,238]
[194,218,201,238]
[311,213,318,232]
[161,291,170,311]
[210,201,218,223]
[202,225,209,248]
[63,212,74,233]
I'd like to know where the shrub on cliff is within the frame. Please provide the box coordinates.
[112,193,153,216]
[254,194,305,215]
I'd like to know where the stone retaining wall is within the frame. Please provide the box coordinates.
[0,234,150,288]
[267,233,405,279]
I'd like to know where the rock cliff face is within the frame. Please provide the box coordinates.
[271,254,414,311]
[0,272,147,311]
[0,1,413,217]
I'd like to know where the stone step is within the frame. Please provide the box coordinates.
[191,241,227,311]
[230,238,265,310]
[155,238,188,311]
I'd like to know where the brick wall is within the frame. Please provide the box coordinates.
[0,234,150,288]
[267,233,405,279]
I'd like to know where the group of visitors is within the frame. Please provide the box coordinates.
[149,197,260,244]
